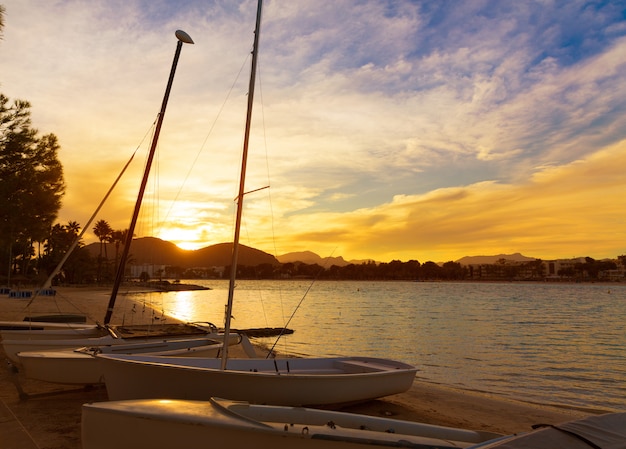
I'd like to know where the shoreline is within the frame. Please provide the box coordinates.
[0,286,595,448]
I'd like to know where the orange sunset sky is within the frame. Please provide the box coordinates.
[2,1,625,263]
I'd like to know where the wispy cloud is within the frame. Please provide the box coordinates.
[2,0,625,262]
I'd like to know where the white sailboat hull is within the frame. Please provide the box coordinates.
[17,337,226,385]
[2,320,236,366]
[100,354,417,406]
[3,335,120,363]
[0,321,216,342]
[2,333,241,366]
[0,323,106,340]
[82,397,499,449]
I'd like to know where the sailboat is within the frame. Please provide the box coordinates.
[98,0,418,407]
[2,30,240,382]
[81,399,626,449]
[1,321,229,365]
[16,337,226,385]
[81,397,503,449]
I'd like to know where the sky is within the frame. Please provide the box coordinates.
[1,0,626,264]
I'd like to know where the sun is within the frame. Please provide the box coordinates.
[174,240,202,251]
[157,228,207,251]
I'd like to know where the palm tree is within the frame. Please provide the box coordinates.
[111,229,129,273]
[66,220,80,236]
[93,220,113,282]
[93,220,113,260]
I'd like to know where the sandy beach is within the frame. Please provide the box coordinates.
[1,286,591,448]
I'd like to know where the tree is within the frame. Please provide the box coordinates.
[0,94,65,282]
[442,261,465,280]
[93,220,113,259]
[420,261,442,280]
[93,219,113,282]
[39,221,89,284]
[110,228,128,268]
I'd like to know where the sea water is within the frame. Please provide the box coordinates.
[124,280,626,412]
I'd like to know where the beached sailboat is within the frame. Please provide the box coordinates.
[100,354,417,405]
[81,397,502,449]
[81,399,626,449]
[1,321,226,364]
[16,337,226,385]
[98,0,417,407]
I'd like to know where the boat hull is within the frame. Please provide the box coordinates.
[17,338,225,385]
[0,321,216,343]
[82,398,498,449]
[0,323,106,340]
[2,329,238,364]
[100,355,417,406]
[3,335,119,363]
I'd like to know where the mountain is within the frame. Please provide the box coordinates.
[84,237,279,267]
[277,251,350,267]
[455,253,536,265]
[276,251,376,267]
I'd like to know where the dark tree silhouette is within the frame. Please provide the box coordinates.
[0,94,65,282]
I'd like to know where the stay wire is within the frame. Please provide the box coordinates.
[159,54,251,228]
[266,248,338,358]
[237,57,275,330]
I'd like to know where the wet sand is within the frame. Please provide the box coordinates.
[0,286,591,448]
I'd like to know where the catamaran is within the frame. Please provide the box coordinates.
[81,397,503,449]
[81,398,626,449]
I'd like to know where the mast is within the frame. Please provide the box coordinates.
[103,30,194,325]
[221,0,263,370]
[26,152,137,310]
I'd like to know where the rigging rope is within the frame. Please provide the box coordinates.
[159,54,251,228]
[266,248,338,358]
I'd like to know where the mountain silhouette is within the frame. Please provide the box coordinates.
[455,253,536,265]
[84,237,279,267]
[277,251,348,267]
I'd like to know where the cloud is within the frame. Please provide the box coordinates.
[2,0,626,262]
[271,140,626,262]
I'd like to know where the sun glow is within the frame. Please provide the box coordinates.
[158,228,209,251]
[173,240,203,251]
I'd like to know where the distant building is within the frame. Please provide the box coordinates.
[543,257,587,280]
[599,268,626,281]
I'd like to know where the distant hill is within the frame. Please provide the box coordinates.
[277,251,347,266]
[277,251,374,267]
[455,253,536,265]
[84,237,279,267]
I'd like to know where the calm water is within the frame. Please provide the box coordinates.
[123,280,626,412]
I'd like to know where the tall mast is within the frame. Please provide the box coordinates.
[103,30,194,325]
[221,0,263,370]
